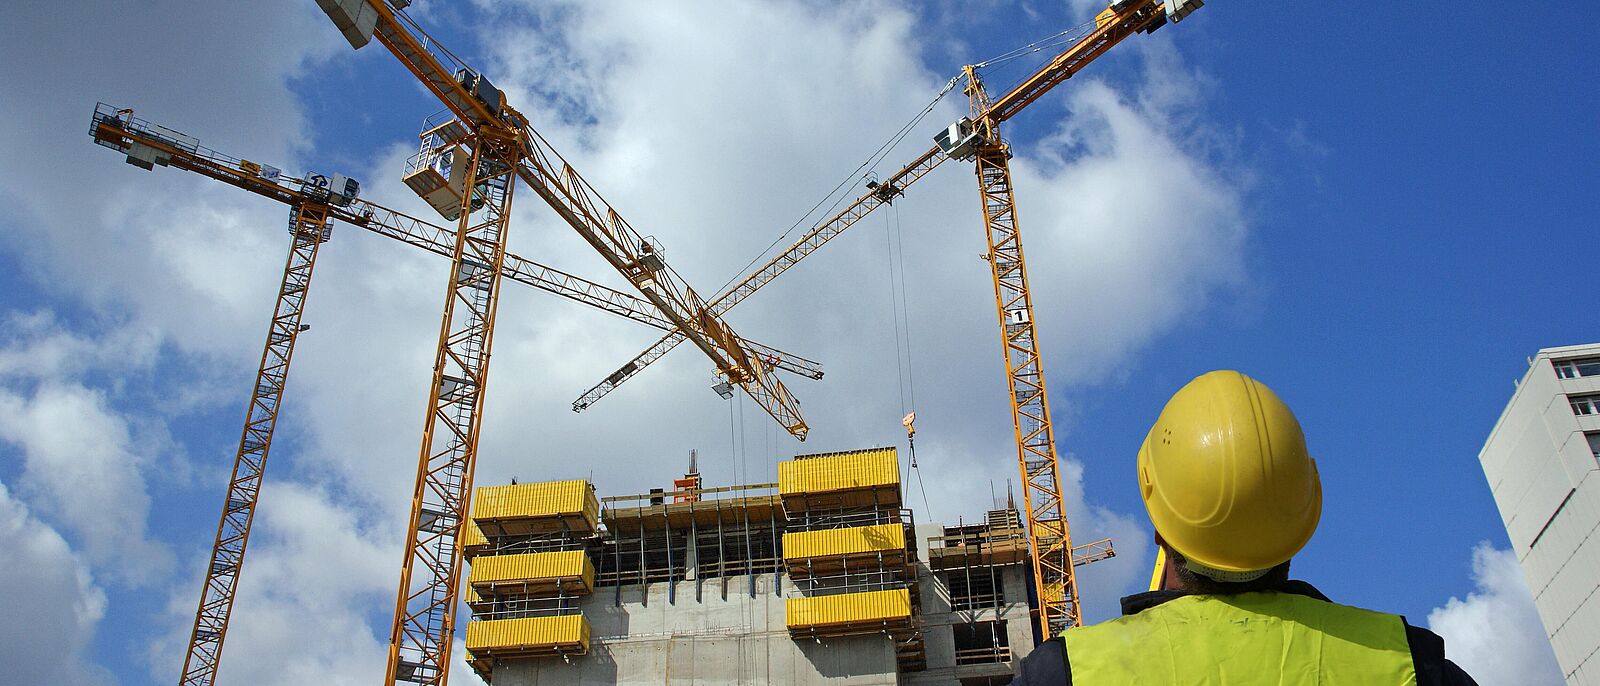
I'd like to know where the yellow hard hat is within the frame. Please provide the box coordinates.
[1137,370,1321,580]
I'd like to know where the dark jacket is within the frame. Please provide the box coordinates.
[1010,580,1478,685]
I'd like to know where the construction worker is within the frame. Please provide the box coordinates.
[1011,370,1477,685]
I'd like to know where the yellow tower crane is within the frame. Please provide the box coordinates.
[314,2,817,683]
[87,104,818,686]
[575,0,1202,639]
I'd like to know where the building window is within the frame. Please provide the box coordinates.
[1555,357,1600,379]
[1588,432,1600,462]
[946,571,1005,611]
[1571,394,1600,416]
[953,621,1010,665]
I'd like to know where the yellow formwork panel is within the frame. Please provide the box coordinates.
[783,523,905,560]
[474,480,600,533]
[465,649,492,684]
[460,520,488,558]
[466,614,590,657]
[469,551,596,595]
[786,588,912,630]
[778,448,899,499]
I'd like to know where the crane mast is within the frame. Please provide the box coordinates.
[89,104,356,686]
[178,203,330,686]
[961,0,1202,638]
[950,0,1194,640]
[385,127,519,686]
[966,65,1082,637]
[316,2,814,683]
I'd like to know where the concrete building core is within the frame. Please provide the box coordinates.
[459,447,1065,684]
[1480,342,1600,685]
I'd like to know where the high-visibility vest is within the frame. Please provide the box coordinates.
[1062,591,1416,684]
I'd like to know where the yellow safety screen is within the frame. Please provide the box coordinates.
[783,523,905,560]
[460,521,487,555]
[779,448,899,497]
[786,588,912,630]
[474,480,599,530]
[469,551,596,594]
[466,614,590,656]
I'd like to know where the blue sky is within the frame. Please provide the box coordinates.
[0,2,1591,685]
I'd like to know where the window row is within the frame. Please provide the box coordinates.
[1571,394,1600,417]
[1554,357,1600,379]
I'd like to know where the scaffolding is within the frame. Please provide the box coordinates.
[462,481,599,682]
[595,483,786,604]
[460,448,978,681]
[779,448,927,672]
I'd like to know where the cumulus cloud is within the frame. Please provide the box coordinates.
[1017,73,1248,385]
[149,481,400,685]
[0,1,346,361]
[0,481,114,686]
[0,315,174,585]
[1428,542,1564,685]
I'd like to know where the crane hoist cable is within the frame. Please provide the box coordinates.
[572,20,1092,416]
[727,393,739,483]
[972,17,1098,71]
[882,202,931,514]
[738,392,748,486]
[712,77,961,297]
[891,203,917,416]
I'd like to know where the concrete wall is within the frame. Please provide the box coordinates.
[493,574,899,685]
[1480,343,1600,685]
[489,520,1043,684]
[908,565,1033,685]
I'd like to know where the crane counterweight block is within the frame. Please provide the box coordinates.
[1166,0,1204,22]
[316,0,380,50]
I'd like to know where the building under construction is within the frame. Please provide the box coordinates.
[459,447,1106,684]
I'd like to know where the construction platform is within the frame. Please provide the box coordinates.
[462,446,1056,685]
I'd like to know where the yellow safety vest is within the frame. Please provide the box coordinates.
[1062,591,1417,685]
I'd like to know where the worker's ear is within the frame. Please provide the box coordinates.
[1153,531,1166,548]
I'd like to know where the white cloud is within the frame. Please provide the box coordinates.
[1018,75,1249,386]
[0,480,113,686]
[0,2,347,362]
[0,312,159,381]
[0,315,175,585]
[149,481,400,685]
[1428,542,1564,686]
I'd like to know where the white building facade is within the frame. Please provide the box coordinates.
[1480,343,1600,685]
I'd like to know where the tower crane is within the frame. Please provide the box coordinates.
[574,0,1202,639]
[314,2,816,683]
[87,104,818,686]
